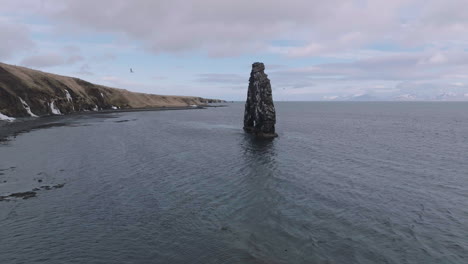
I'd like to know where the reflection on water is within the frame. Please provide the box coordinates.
[242,134,277,155]
[237,135,293,263]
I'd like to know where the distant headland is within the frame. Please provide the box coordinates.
[0,62,225,120]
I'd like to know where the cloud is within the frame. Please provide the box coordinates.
[101,75,151,89]
[76,63,93,76]
[272,50,468,83]
[20,52,84,68]
[3,0,468,100]
[323,95,339,100]
[20,53,65,67]
[19,42,86,68]
[62,45,81,54]
[0,17,35,60]
[196,73,246,84]
[67,55,84,64]
[92,53,117,62]
[16,0,426,57]
[451,82,464,87]
[3,0,468,59]
[151,75,167,80]
[192,48,468,100]
[384,80,468,101]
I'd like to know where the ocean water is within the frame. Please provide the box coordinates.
[0,102,467,264]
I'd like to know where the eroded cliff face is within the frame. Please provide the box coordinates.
[243,62,277,138]
[0,62,225,119]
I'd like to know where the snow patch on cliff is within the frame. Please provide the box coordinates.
[64,90,75,111]
[65,90,73,102]
[49,101,62,115]
[0,112,15,121]
[19,97,38,117]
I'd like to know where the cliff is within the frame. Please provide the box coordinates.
[0,62,224,119]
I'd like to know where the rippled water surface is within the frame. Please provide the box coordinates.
[1,102,467,264]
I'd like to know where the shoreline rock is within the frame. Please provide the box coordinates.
[7,191,37,200]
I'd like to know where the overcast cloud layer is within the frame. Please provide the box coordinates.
[1,0,468,100]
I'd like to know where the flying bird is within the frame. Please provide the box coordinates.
[130,68,134,73]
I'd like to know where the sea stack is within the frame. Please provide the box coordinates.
[243,62,277,138]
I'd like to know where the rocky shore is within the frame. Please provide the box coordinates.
[0,105,219,141]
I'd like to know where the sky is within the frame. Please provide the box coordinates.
[1,0,468,101]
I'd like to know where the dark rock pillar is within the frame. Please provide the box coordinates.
[243,62,277,138]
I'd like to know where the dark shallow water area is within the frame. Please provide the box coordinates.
[1,102,467,264]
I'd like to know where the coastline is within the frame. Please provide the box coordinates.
[0,104,227,143]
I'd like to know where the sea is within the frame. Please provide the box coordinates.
[0,102,467,264]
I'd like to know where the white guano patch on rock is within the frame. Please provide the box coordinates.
[49,101,62,115]
[0,112,15,121]
[19,97,38,117]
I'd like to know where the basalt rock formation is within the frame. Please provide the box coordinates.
[0,62,225,119]
[243,62,277,138]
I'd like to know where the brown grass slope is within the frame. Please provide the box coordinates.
[0,62,224,117]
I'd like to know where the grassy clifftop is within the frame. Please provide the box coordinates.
[0,62,224,118]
